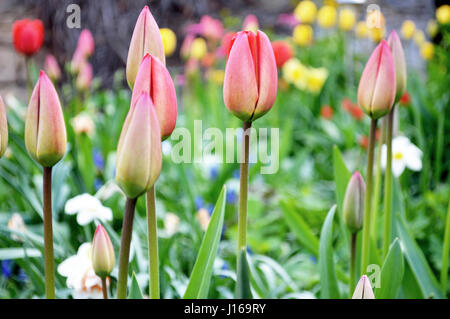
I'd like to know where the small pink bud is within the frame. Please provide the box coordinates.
[44,55,61,82]
[387,30,407,104]
[76,62,93,91]
[92,224,115,278]
[243,14,259,32]
[77,29,95,58]
[0,96,8,158]
[352,275,375,299]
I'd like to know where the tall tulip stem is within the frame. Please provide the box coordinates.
[146,186,160,299]
[43,166,55,299]
[441,199,450,295]
[101,277,108,299]
[371,118,386,239]
[238,121,251,251]
[383,107,395,258]
[117,197,137,299]
[349,232,357,296]
[361,118,377,276]
[25,56,32,97]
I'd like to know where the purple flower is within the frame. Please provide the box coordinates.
[194,196,204,210]
[92,148,104,170]
[1,259,13,278]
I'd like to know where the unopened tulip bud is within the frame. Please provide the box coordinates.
[25,71,66,167]
[243,14,259,33]
[127,6,165,88]
[76,62,93,91]
[357,40,396,119]
[0,96,8,158]
[131,54,177,140]
[223,30,277,122]
[77,29,95,58]
[44,55,61,82]
[387,30,407,104]
[352,275,375,299]
[92,224,115,278]
[343,171,365,233]
[116,92,162,199]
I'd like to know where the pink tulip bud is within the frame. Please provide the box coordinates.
[0,96,8,158]
[76,62,93,91]
[44,55,61,82]
[92,224,115,278]
[25,71,67,167]
[131,54,177,140]
[223,30,278,122]
[352,275,375,299]
[343,171,366,233]
[180,34,195,60]
[126,6,165,88]
[116,92,162,199]
[387,30,407,104]
[357,40,396,119]
[243,14,259,32]
[77,29,95,58]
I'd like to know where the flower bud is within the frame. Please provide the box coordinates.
[223,30,277,122]
[116,92,162,199]
[131,54,177,140]
[0,96,8,158]
[25,71,67,167]
[357,40,396,119]
[343,171,365,233]
[12,19,44,56]
[294,1,317,24]
[243,14,259,33]
[127,6,165,88]
[272,41,294,68]
[352,275,375,299]
[76,29,95,59]
[160,28,177,57]
[387,30,407,104]
[44,55,61,82]
[91,224,115,278]
[75,62,93,91]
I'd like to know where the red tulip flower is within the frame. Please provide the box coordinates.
[272,41,294,68]
[12,19,44,56]
[399,91,411,106]
[320,105,333,119]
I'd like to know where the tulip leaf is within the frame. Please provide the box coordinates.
[236,248,252,299]
[183,185,226,299]
[0,248,41,259]
[319,205,340,299]
[375,238,404,299]
[128,272,143,299]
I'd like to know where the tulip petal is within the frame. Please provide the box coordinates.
[387,30,407,103]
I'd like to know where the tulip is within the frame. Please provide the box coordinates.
[401,20,416,39]
[293,24,314,47]
[338,8,356,31]
[427,20,438,38]
[357,40,396,120]
[355,21,368,38]
[223,30,277,122]
[12,19,44,56]
[190,37,207,60]
[131,54,177,140]
[0,96,8,158]
[387,30,407,106]
[76,29,95,58]
[92,225,115,278]
[25,71,67,167]
[436,5,450,24]
[317,5,337,28]
[127,6,165,88]
[76,62,93,91]
[272,41,294,68]
[352,275,375,299]
[420,42,434,60]
[116,92,162,199]
[343,172,366,233]
[181,34,195,60]
[243,14,259,33]
[199,15,224,41]
[160,28,177,57]
[294,0,317,24]
[44,55,61,82]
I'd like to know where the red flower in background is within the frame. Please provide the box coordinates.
[272,40,294,68]
[341,98,354,112]
[359,135,369,149]
[320,105,333,119]
[341,97,364,121]
[399,91,411,106]
[12,19,44,56]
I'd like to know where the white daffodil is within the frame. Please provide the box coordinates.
[381,136,422,177]
[57,243,104,299]
[65,193,113,226]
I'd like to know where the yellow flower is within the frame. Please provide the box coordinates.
[190,37,207,60]
[160,28,177,57]
[294,1,317,24]
[293,24,314,46]
[413,29,425,46]
[369,27,386,42]
[427,20,438,38]
[210,69,225,85]
[282,58,308,90]
[317,5,337,28]
[436,5,450,24]
[306,67,328,93]
[339,8,356,31]
[401,20,416,39]
[355,21,368,38]
[420,42,434,60]
[366,10,385,30]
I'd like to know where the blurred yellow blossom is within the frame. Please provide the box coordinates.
[210,69,225,85]
[293,24,313,46]
[282,58,309,90]
[427,20,438,38]
[190,37,207,60]
[355,21,368,38]
[420,42,434,60]
[294,0,317,24]
[401,20,416,39]
[369,27,385,42]
[164,213,180,237]
[317,5,337,28]
[196,208,210,231]
[339,8,356,31]
[413,30,425,46]
[160,28,177,57]
[366,10,385,30]
[71,113,94,136]
[436,5,450,24]
[306,67,328,93]
[8,213,27,242]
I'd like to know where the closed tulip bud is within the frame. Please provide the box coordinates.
[25,71,66,167]
[357,40,396,119]
[127,6,165,88]
[223,30,277,122]
[131,54,177,140]
[0,96,8,158]
[116,92,162,199]
[92,224,115,278]
[76,29,95,59]
[12,19,44,56]
[387,30,407,104]
[243,14,259,33]
[75,62,93,91]
[352,275,375,299]
[44,55,61,82]
[343,171,365,233]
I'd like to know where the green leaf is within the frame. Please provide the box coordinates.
[0,248,41,259]
[376,238,404,299]
[236,248,252,299]
[319,205,340,299]
[128,272,143,299]
[183,185,227,299]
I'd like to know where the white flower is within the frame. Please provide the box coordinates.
[164,213,180,237]
[381,136,422,177]
[57,243,104,299]
[65,193,113,225]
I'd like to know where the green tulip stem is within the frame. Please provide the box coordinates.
[116,197,137,299]
[238,121,251,252]
[361,118,377,276]
[43,166,55,299]
[101,277,108,299]
[441,199,450,295]
[371,117,386,240]
[349,232,357,296]
[25,56,32,98]
[146,186,160,299]
[383,107,395,258]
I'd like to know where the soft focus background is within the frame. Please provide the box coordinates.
[0,0,449,299]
